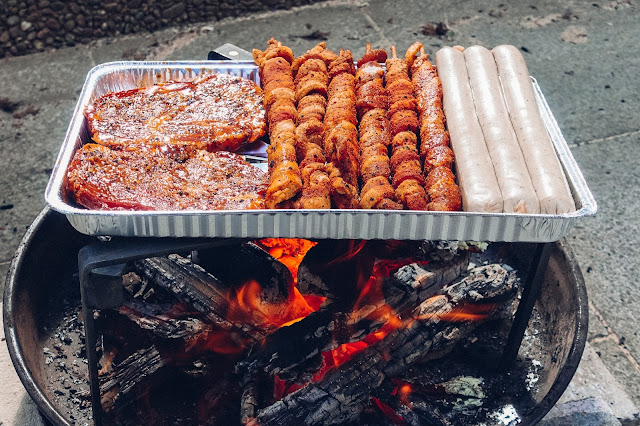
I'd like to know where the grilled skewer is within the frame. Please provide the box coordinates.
[385,45,428,210]
[323,49,360,208]
[356,43,402,210]
[292,43,336,209]
[408,42,461,211]
[253,39,303,208]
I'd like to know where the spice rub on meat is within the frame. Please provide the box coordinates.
[85,73,266,153]
[66,143,267,211]
[408,42,462,212]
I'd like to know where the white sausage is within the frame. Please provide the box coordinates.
[492,45,575,214]
[435,47,503,213]
[463,45,540,214]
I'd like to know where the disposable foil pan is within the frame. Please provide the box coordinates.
[45,61,596,242]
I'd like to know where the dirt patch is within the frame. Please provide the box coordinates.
[560,26,588,44]
[520,11,578,29]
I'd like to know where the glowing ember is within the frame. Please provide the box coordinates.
[258,238,317,283]
[391,379,413,407]
[327,240,367,266]
[227,279,315,330]
[371,397,407,425]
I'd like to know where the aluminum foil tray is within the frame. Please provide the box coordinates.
[45,61,596,242]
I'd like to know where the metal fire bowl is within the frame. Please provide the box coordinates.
[3,207,588,426]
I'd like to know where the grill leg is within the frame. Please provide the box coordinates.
[79,292,102,426]
[500,242,553,369]
[78,237,244,426]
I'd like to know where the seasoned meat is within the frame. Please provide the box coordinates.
[254,38,304,208]
[355,44,398,210]
[293,43,336,209]
[85,73,266,153]
[385,45,427,210]
[408,42,461,212]
[67,143,267,210]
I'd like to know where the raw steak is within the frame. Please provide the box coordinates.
[67,143,267,210]
[85,73,266,153]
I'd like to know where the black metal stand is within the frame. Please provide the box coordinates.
[500,242,553,368]
[78,237,244,426]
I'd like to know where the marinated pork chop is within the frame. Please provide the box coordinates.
[67,143,267,210]
[85,73,266,153]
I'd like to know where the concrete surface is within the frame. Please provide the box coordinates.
[1,0,640,424]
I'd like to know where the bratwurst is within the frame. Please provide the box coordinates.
[435,46,503,213]
[492,44,575,214]
[463,45,540,214]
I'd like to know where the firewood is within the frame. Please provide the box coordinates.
[117,300,212,340]
[133,254,267,346]
[100,345,166,413]
[250,264,518,426]
[236,251,470,381]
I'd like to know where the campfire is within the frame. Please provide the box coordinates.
[56,238,533,425]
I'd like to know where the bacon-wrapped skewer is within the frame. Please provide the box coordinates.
[253,39,303,208]
[292,41,339,75]
[385,45,428,210]
[292,43,336,209]
[323,49,359,208]
[355,44,402,210]
[408,42,461,211]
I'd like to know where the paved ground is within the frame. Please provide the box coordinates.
[1,0,639,424]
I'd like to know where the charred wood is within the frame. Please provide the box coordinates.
[117,300,212,340]
[194,242,294,305]
[237,252,469,381]
[100,345,166,413]
[251,264,518,425]
[240,372,273,425]
[133,255,265,345]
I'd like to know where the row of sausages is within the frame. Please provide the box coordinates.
[436,45,575,214]
[253,39,462,211]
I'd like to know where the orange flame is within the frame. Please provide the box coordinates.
[258,238,327,311]
[414,302,496,322]
[327,240,367,266]
[258,238,317,283]
[227,279,315,330]
[223,239,322,332]
[306,259,421,384]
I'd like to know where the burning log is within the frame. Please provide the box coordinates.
[133,250,307,348]
[236,251,470,382]
[250,264,518,426]
[102,243,316,415]
[237,252,469,381]
[133,255,258,339]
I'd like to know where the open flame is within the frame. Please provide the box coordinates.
[202,239,494,405]
[257,238,317,283]
[224,238,322,333]
[227,279,315,330]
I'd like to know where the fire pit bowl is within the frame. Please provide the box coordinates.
[4,207,588,425]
